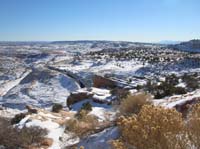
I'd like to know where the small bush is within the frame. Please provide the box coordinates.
[52,103,63,113]
[66,110,98,137]
[174,87,187,95]
[16,126,48,147]
[110,88,130,100]
[113,105,186,149]
[0,117,48,148]
[182,74,199,91]
[165,74,179,86]
[119,93,152,116]
[11,113,27,124]
[75,103,92,120]
[80,102,92,112]
[153,82,187,99]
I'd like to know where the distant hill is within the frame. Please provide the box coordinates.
[159,40,182,45]
[172,39,200,53]
[180,39,200,49]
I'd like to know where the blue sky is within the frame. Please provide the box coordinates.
[0,0,199,42]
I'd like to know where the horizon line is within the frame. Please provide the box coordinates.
[0,39,188,43]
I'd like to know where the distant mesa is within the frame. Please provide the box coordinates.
[171,39,200,53]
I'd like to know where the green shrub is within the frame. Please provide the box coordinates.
[11,113,27,125]
[80,102,92,112]
[153,82,186,99]
[52,103,63,113]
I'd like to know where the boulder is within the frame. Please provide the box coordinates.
[26,105,38,114]
[93,75,116,88]
[40,138,53,147]
[67,92,93,108]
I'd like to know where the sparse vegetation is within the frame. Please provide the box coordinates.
[140,73,200,99]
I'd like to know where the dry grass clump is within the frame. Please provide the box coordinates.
[65,110,98,137]
[0,117,48,149]
[119,92,152,116]
[112,105,186,149]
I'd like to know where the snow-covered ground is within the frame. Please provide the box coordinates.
[1,70,80,109]
[1,41,200,149]
[0,70,31,96]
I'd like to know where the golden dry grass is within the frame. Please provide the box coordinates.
[113,105,187,149]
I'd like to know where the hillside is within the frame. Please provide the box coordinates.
[1,40,200,149]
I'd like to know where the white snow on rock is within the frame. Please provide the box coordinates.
[70,87,113,104]
[91,87,112,101]
[90,87,110,95]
